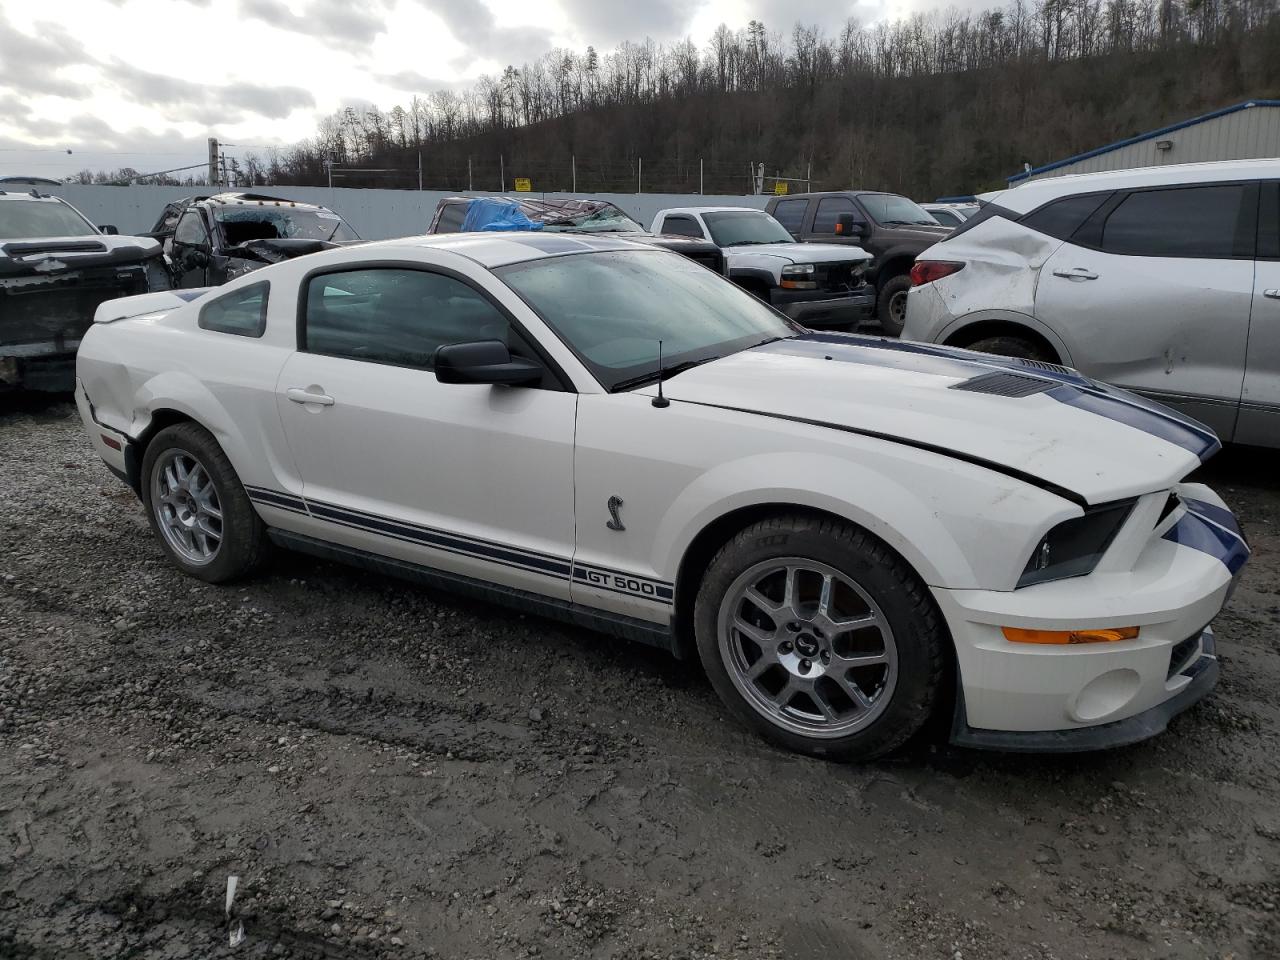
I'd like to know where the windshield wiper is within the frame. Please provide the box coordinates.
[612,355,720,393]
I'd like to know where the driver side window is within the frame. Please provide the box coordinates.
[302,267,513,371]
[173,210,209,247]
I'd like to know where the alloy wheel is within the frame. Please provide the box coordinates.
[717,558,898,738]
[151,448,223,566]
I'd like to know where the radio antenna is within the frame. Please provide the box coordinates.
[652,340,670,408]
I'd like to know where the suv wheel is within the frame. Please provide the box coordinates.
[141,422,270,583]
[877,275,912,337]
[965,335,1052,363]
[693,513,946,761]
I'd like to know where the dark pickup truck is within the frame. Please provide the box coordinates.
[1,190,170,392]
[429,196,727,276]
[766,191,949,335]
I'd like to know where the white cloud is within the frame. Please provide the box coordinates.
[0,0,983,179]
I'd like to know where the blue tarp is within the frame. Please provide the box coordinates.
[460,198,545,232]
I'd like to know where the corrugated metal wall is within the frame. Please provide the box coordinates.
[34,184,771,240]
[1026,105,1280,180]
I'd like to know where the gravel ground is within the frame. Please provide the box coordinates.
[2,398,1278,960]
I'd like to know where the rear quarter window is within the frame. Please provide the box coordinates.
[771,199,808,233]
[198,282,269,338]
[1019,192,1113,240]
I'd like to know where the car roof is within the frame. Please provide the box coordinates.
[195,192,336,213]
[357,231,654,268]
[0,191,72,203]
[770,190,894,200]
[656,206,770,215]
[995,158,1280,212]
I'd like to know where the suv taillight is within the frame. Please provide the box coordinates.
[910,260,965,286]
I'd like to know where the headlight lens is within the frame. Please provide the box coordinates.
[780,263,817,290]
[1017,498,1136,587]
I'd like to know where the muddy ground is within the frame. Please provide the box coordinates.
[1,398,1277,960]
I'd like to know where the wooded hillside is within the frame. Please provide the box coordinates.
[142,0,1280,198]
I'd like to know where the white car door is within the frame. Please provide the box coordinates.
[1034,182,1255,439]
[274,262,578,601]
[1237,180,1280,446]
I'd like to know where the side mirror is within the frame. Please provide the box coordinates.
[834,213,864,238]
[434,339,543,386]
[99,224,119,235]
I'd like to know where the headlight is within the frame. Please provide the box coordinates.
[780,263,817,290]
[1017,498,1136,587]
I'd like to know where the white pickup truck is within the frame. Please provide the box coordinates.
[651,206,875,328]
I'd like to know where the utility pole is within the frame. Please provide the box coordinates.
[637,156,642,194]
[571,154,576,194]
[499,154,505,192]
[418,151,423,191]
[207,137,219,187]
[699,158,703,195]
[467,156,472,192]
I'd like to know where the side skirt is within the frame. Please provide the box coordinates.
[267,529,679,656]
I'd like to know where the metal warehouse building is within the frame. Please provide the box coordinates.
[1009,99,1280,184]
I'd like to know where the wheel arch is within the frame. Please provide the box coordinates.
[873,251,919,288]
[938,311,1072,365]
[670,500,957,665]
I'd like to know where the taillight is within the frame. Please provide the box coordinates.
[910,260,965,286]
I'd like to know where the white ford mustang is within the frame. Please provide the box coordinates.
[75,233,1247,760]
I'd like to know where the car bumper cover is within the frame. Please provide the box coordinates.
[774,289,875,326]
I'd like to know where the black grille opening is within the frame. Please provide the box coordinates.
[1167,633,1202,679]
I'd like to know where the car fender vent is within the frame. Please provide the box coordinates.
[951,371,1055,398]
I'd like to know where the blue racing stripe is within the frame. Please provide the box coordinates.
[1047,385,1221,460]
[1181,497,1243,538]
[1163,510,1249,575]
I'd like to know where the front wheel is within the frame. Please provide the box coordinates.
[876,274,912,337]
[140,422,270,583]
[693,513,947,761]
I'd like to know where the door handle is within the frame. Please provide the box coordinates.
[1264,289,1280,300]
[1052,267,1099,280]
[286,387,335,406]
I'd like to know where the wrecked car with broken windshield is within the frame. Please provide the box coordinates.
[1,189,170,392]
[155,193,362,289]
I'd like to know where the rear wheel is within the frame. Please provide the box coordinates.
[965,335,1052,362]
[693,513,946,761]
[141,422,270,583]
[876,274,912,337]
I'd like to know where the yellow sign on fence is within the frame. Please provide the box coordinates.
[514,177,532,192]
[773,181,789,195]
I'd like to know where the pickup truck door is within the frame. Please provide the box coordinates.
[274,264,578,601]
[1236,181,1280,445]
[170,210,211,289]
[1034,182,1256,440]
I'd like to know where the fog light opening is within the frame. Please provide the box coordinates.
[1002,626,1139,645]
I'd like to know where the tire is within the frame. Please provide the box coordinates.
[140,422,270,583]
[964,335,1052,362]
[693,513,946,762]
[876,274,912,337]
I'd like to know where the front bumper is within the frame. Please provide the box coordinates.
[936,482,1244,751]
[951,628,1218,752]
[774,288,876,327]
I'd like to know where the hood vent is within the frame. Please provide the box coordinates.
[951,371,1055,398]
[1017,358,1072,375]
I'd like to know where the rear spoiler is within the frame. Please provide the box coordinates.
[93,288,210,324]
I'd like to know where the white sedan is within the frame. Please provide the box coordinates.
[75,233,1246,760]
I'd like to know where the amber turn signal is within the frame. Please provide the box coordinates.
[1002,626,1139,645]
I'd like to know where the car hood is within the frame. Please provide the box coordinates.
[652,333,1216,504]
[0,233,163,278]
[724,242,870,264]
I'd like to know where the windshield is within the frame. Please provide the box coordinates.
[543,204,645,234]
[496,250,797,391]
[857,193,938,227]
[0,198,98,240]
[213,205,360,244]
[702,211,794,246]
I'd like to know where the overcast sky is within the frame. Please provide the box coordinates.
[1,0,962,179]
